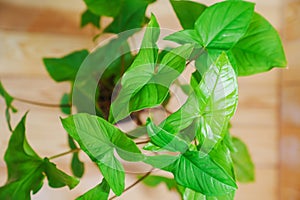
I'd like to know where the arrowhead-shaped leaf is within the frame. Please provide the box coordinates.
[76,178,110,200]
[61,113,144,195]
[43,50,89,82]
[81,9,101,29]
[104,0,156,34]
[229,13,287,76]
[109,15,194,123]
[167,151,237,196]
[170,0,206,29]
[0,114,79,200]
[83,0,121,17]
[231,137,255,183]
[183,188,235,200]
[195,1,254,49]
[159,52,238,153]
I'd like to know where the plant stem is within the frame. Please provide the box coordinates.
[14,97,71,108]
[109,169,154,200]
[135,140,150,145]
[49,148,80,160]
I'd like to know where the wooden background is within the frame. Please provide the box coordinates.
[0,0,299,199]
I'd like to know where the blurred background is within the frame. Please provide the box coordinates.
[0,0,299,199]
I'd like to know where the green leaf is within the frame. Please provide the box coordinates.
[60,93,71,115]
[142,175,177,190]
[0,114,79,199]
[0,81,17,131]
[43,50,89,82]
[104,0,156,34]
[81,9,101,29]
[61,113,144,195]
[109,15,194,123]
[71,152,85,178]
[160,52,238,153]
[0,115,45,200]
[229,13,287,76]
[170,0,206,29]
[164,29,201,45]
[183,188,235,200]
[166,151,237,196]
[195,1,254,49]
[231,137,255,183]
[43,158,79,189]
[83,0,121,17]
[146,118,189,153]
[76,178,110,200]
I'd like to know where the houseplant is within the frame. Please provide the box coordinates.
[0,0,286,199]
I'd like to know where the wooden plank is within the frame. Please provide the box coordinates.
[0,30,93,76]
[0,2,93,36]
[284,1,300,41]
[231,126,279,167]
[282,39,300,84]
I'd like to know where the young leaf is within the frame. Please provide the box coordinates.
[231,137,255,183]
[195,1,254,49]
[61,113,144,195]
[81,9,101,29]
[109,15,194,123]
[0,81,17,131]
[83,0,122,17]
[43,158,79,189]
[165,151,237,196]
[76,178,110,200]
[43,50,89,82]
[170,0,206,29]
[0,114,45,200]
[160,52,238,153]
[104,0,156,34]
[229,13,287,76]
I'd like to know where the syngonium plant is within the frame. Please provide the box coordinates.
[0,0,286,199]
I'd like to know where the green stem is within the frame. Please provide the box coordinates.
[14,97,71,108]
[109,169,154,200]
[49,148,80,160]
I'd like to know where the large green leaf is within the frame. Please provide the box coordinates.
[109,15,194,123]
[43,50,89,82]
[167,151,236,196]
[81,9,101,29]
[104,0,155,34]
[229,13,287,76]
[61,113,144,195]
[0,81,17,131]
[83,0,121,17]
[76,178,110,200]
[231,137,255,183]
[160,52,238,153]
[0,114,79,200]
[183,188,235,200]
[195,1,254,49]
[170,0,206,29]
